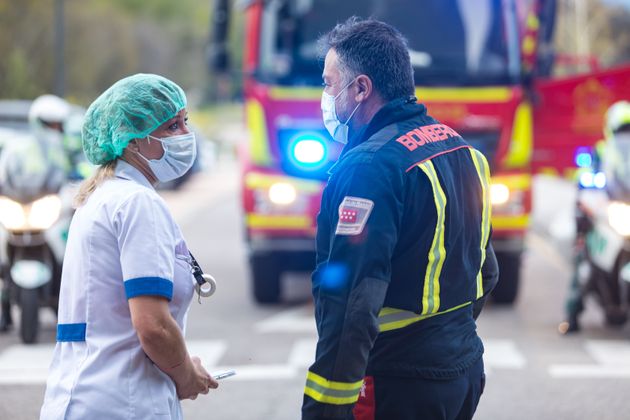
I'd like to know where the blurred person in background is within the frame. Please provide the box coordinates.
[303,18,498,420]
[28,94,73,176]
[562,100,630,333]
[30,94,94,180]
[40,73,218,420]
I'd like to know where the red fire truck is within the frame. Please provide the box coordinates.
[211,0,630,304]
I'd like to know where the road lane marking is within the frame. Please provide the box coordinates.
[483,339,527,371]
[255,307,316,334]
[186,339,228,367]
[288,338,317,368]
[549,339,630,378]
[0,340,227,385]
[210,364,301,381]
[0,344,54,384]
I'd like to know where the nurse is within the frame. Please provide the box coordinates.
[40,73,218,419]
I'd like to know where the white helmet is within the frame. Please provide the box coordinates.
[602,101,630,197]
[29,94,71,127]
[605,100,630,136]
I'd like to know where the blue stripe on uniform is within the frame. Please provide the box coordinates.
[124,277,173,301]
[57,323,86,342]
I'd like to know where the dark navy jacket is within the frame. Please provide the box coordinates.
[302,97,499,419]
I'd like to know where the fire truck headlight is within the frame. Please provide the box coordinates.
[490,183,510,206]
[290,138,326,166]
[268,182,297,205]
[608,201,630,237]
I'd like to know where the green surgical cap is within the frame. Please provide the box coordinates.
[82,73,187,165]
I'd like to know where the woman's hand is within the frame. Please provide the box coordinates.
[174,356,219,400]
[129,296,219,400]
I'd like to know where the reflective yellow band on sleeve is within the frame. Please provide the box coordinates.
[469,149,492,299]
[304,371,363,405]
[418,161,446,315]
[378,302,472,333]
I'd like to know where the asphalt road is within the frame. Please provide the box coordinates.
[1,160,629,420]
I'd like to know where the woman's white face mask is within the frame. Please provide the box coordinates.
[321,78,361,144]
[138,132,197,183]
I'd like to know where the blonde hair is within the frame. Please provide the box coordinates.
[73,160,118,208]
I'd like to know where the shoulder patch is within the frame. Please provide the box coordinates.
[335,196,374,236]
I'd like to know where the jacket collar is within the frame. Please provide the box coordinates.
[342,96,425,156]
[115,160,154,189]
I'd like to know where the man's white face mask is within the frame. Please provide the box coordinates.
[321,78,361,144]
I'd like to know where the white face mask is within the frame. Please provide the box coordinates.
[321,78,361,144]
[139,132,197,183]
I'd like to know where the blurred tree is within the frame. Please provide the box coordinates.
[555,0,630,75]
[0,0,214,105]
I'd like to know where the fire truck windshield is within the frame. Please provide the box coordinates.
[257,0,520,87]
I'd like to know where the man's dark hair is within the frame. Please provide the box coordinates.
[319,17,415,102]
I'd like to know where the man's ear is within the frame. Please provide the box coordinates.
[354,75,373,102]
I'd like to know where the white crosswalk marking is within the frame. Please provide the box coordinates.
[483,339,527,371]
[0,344,54,384]
[0,340,228,385]
[287,338,317,368]
[549,340,630,378]
[4,337,630,384]
[186,339,227,368]
[211,364,301,381]
[255,307,316,334]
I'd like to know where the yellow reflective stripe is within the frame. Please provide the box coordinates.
[269,86,322,100]
[491,173,531,190]
[246,99,272,166]
[268,86,514,103]
[417,161,446,315]
[469,150,492,299]
[415,87,513,103]
[503,102,533,169]
[491,214,530,230]
[244,172,321,193]
[246,214,311,229]
[304,371,363,405]
[378,302,472,333]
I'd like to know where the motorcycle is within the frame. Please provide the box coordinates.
[565,170,630,331]
[0,130,73,343]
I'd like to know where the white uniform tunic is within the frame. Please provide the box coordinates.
[40,161,195,419]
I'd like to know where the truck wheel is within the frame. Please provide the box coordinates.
[20,288,39,344]
[250,255,282,304]
[492,251,522,305]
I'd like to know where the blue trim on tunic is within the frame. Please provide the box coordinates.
[124,277,173,301]
[57,323,87,342]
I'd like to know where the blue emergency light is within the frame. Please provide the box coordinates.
[574,147,592,168]
[289,134,327,168]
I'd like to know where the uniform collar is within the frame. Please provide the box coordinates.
[115,160,154,189]
[342,96,425,155]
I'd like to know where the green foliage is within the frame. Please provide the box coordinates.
[0,0,214,104]
[3,49,42,98]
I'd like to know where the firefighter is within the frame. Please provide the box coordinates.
[302,18,499,420]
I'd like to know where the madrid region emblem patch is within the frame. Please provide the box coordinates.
[335,196,374,236]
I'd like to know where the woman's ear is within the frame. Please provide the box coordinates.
[127,139,140,152]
